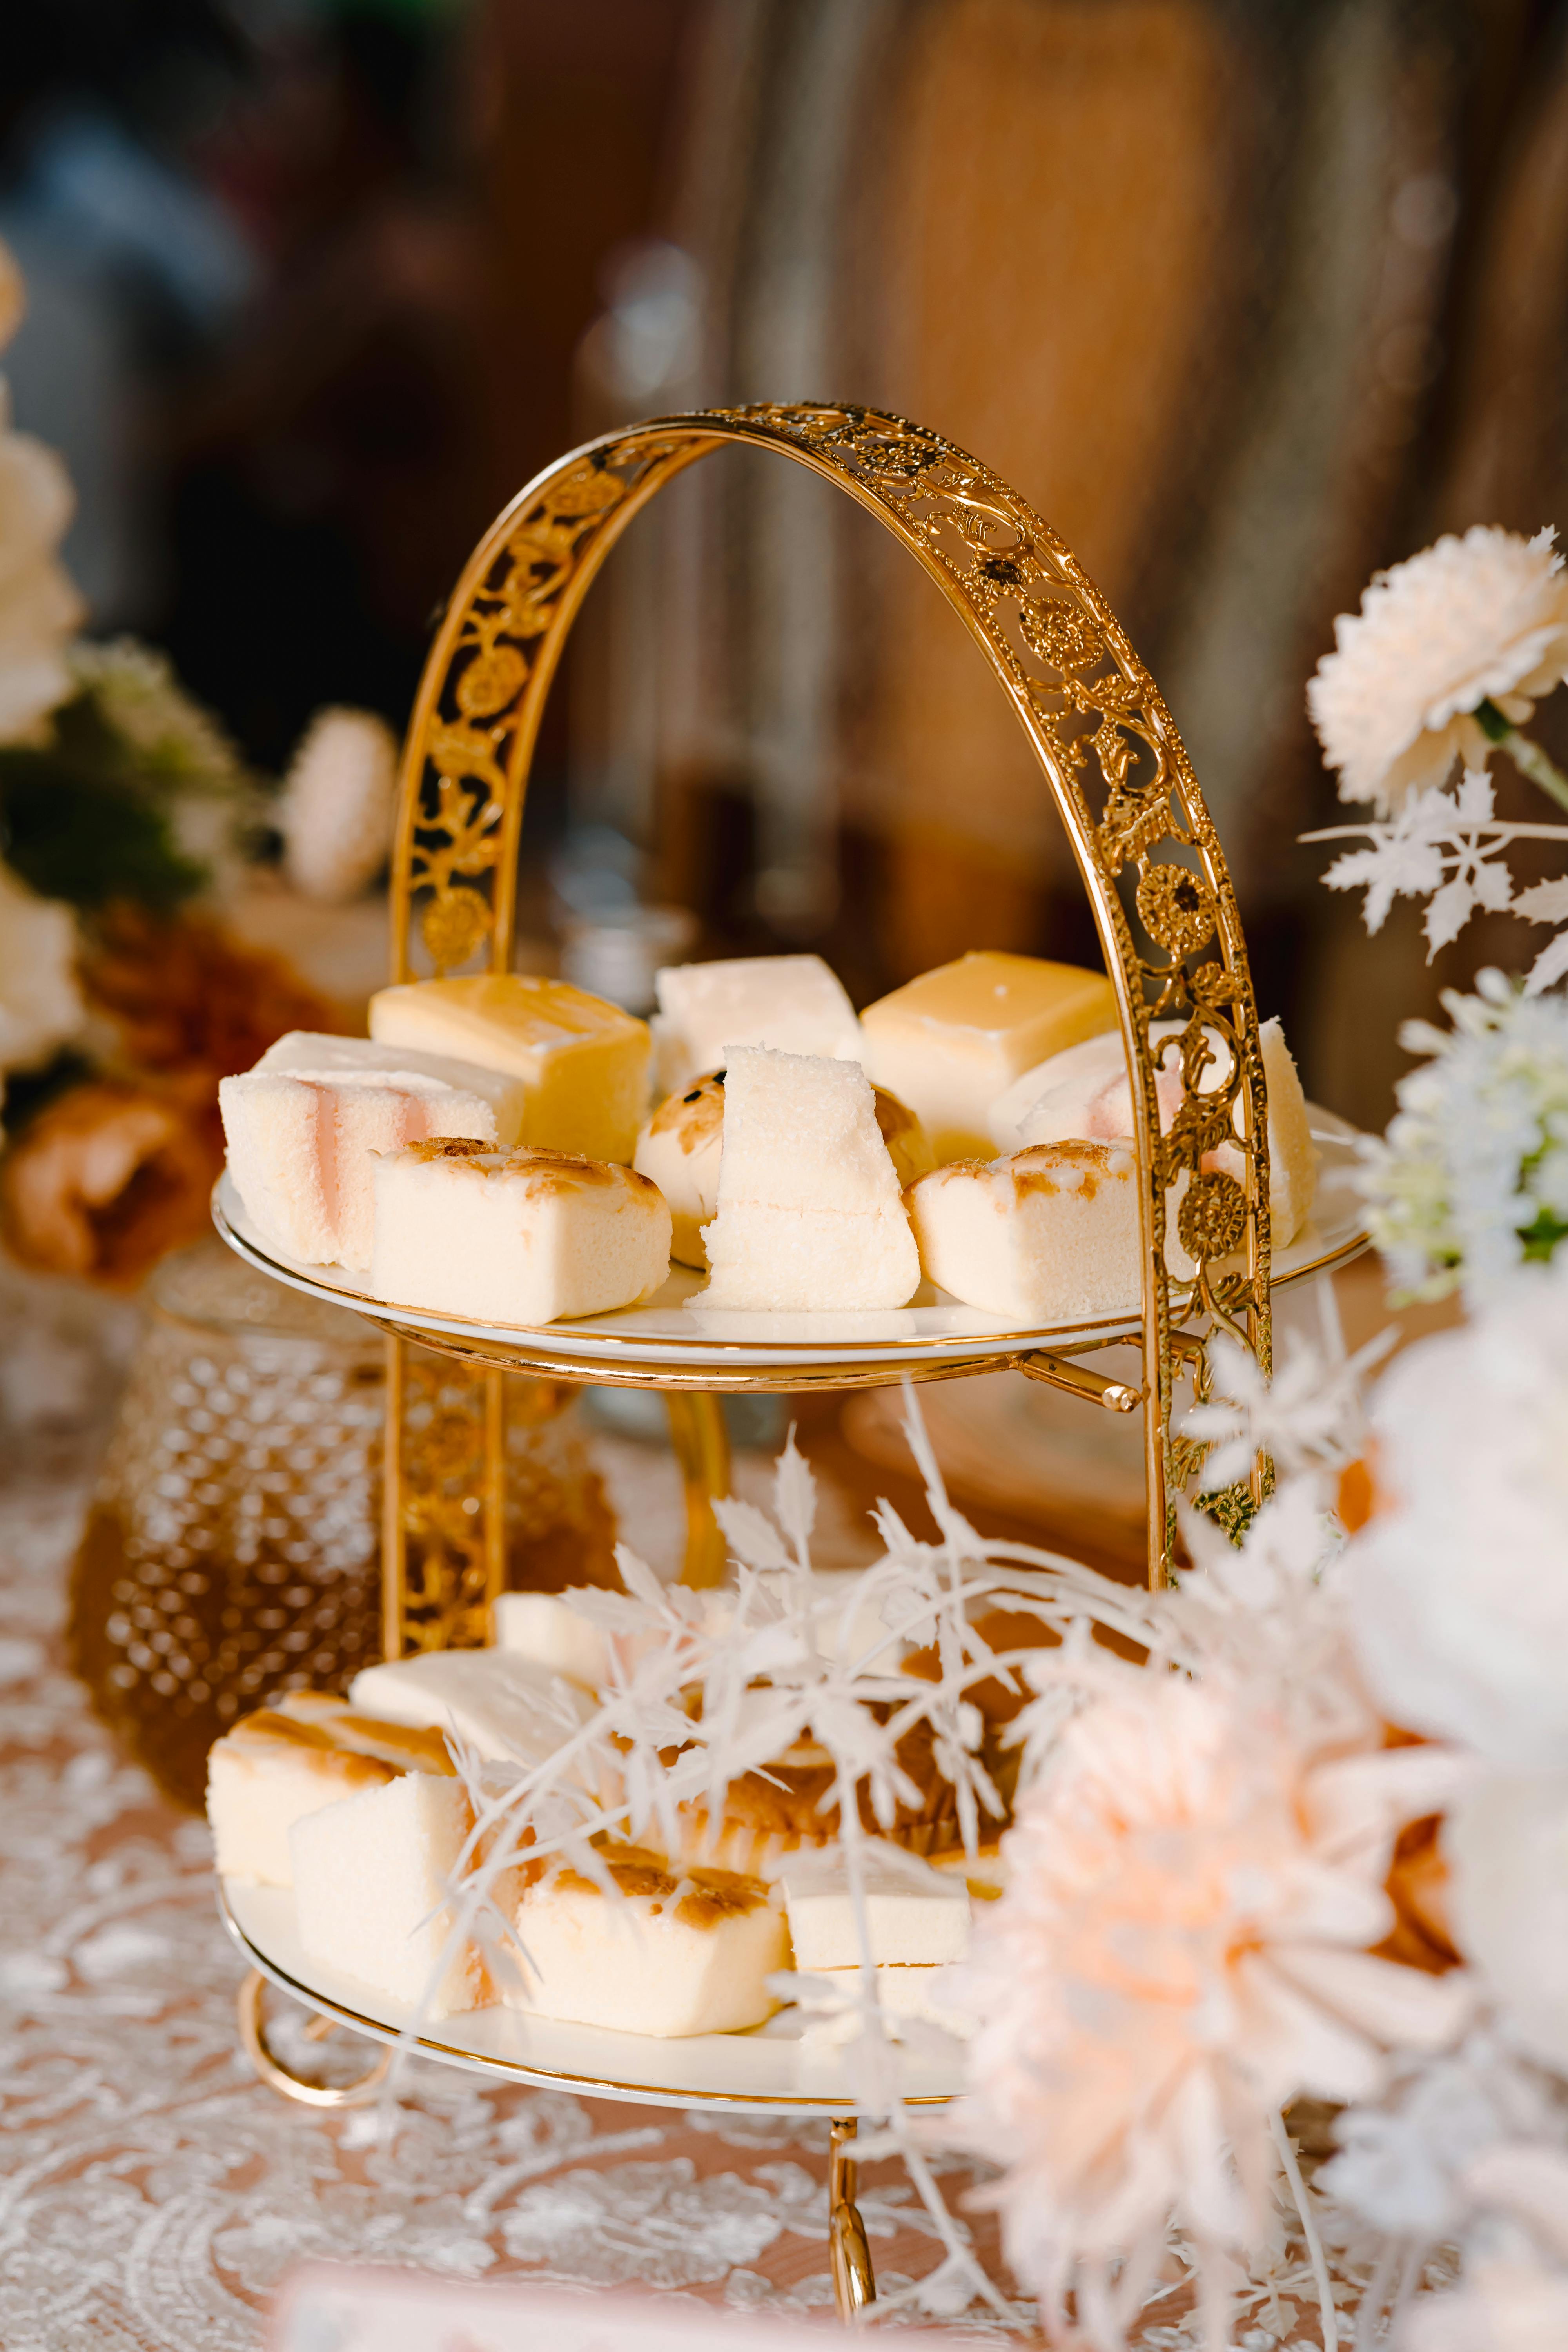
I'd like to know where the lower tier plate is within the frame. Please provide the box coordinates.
[221,1880,963,2116]
[211,1109,1368,1383]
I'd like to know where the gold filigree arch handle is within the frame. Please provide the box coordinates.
[386,403,1271,1602]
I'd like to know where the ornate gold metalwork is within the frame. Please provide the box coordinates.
[381,1343,504,1657]
[384,402,1273,1604]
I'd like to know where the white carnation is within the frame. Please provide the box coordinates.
[1308,526,1568,813]
[278,706,397,903]
[0,860,83,1076]
[1359,971,1568,1304]
[1345,1253,1568,1768]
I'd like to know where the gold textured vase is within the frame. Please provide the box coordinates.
[68,1239,616,1806]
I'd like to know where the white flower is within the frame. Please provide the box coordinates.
[0,859,83,1077]
[947,1667,1467,2339]
[279,706,398,902]
[0,380,85,743]
[1359,972,1568,1303]
[1318,2033,1558,2240]
[1308,526,1568,812]
[1403,2143,1568,2350]
[1345,1254,1568,1768]
[1406,2256,1568,2352]
[1446,1770,1568,2073]
[69,637,238,786]
[1182,1329,1374,1491]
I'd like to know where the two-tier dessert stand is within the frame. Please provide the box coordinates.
[215,403,1369,2319]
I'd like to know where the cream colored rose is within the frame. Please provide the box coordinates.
[0,861,84,1078]
[279,706,399,902]
[0,383,85,742]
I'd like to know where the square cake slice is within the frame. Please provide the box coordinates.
[368,1140,671,1324]
[220,1031,523,1270]
[861,953,1116,1161]
[905,1140,1141,1321]
[347,1644,597,1770]
[506,1846,788,2036]
[699,1047,919,1311]
[290,1772,491,2018]
[650,954,862,1096]
[368,976,650,1163]
[206,1693,456,1887]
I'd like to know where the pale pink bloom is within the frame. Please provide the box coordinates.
[0,382,83,742]
[950,1669,1468,2343]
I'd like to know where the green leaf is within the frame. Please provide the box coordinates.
[0,759,207,911]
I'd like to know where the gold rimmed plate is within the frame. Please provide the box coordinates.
[211,1111,1369,1383]
[220,1880,964,2115]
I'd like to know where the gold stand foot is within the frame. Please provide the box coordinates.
[238,1969,391,2107]
[829,2117,875,2319]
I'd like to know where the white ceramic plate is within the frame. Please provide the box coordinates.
[221,1880,964,2115]
[211,1110,1368,1372]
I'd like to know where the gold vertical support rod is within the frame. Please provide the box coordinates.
[483,1366,507,1636]
[381,1332,408,1662]
[664,1390,731,1588]
[829,2118,875,2318]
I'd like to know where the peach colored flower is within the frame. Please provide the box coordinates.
[949,1668,1468,2343]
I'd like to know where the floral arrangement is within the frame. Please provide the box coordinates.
[1307,526,1568,987]
[370,518,1568,2350]
[1358,973,1568,1304]
[0,237,398,1286]
[370,1302,1555,2349]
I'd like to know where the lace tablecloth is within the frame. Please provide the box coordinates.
[0,1442,1039,2350]
[1,1250,1412,2350]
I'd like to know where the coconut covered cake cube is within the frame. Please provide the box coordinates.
[290,1771,495,2019]
[699,1047,919,1310]
[219,1031,525,1270]
[650,953,862,1097]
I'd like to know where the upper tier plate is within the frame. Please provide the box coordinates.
[211,1109,1368,1375]
[221,1880,963,2115]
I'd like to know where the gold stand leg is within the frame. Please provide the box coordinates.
[829,2117,875,2318]
[664,1391,731,1588]
[237,1969,391,2108]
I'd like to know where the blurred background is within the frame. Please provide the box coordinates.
[4,0,1568,1120]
